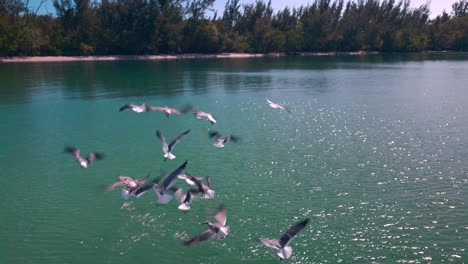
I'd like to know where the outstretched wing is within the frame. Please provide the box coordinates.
[119,104,135,112]
[149,106,165,112]
[160,160,188,192]
[257,238,281,250]
[87,152,103,164]
[105,181,127,191]
[168,129,191,152]
[214,205,227,226]
[156,130,169,153]
[208,131,222,140]
[183,229,216,246]
[279,218,309,248]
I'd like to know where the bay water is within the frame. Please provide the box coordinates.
[0,53,467,263]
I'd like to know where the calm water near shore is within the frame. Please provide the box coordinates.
[0,53,467,263]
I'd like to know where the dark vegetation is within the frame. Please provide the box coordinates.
[0,0,467,56]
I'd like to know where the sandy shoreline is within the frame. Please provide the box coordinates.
[0,51,380,63]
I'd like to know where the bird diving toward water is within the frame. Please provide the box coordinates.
[64,146,103,168]
[156,129,191,160]
[183,204,230,246]
[105,174,150,200]
[209,131,240,148]
[257,218,309,259]
[193,108,217,124]
[266,98,291,112]
[119,103,150,113]
[153,160,188,204]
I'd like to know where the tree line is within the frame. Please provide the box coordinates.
[0,0,467,56]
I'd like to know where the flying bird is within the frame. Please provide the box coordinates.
[156,129,191,160]
[183,205,230,246]
[149,106,182,117]
[209,131,240,148]
[64,146,103,168]
[257,218,309,259]
[153,160,188,204]
[193,109,217,124]
[266,98,291,112]
[175,188,194,211]
[105,175,150,200]
[119,103,150,113]
[178,173,204,186]
[179,173,215,199]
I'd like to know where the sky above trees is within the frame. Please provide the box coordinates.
[29,0,461,18]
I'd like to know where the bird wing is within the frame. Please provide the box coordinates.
[206,176,212,188]
[214,205,227,226]
[229,135,240,143]
[257,238,281,250]
[119,104,135,111]
[160,160,188,192]
[64,146,83,162]
[279,218,309,248]
[149,106,165,112]
[174,188,184,203]
[168,129,191,151]
[136,174,150,184]
[183,229,217,246]
[87,152,103,164]
[134,182,156,197]
[106,181,127,191]
[208,131,222,140]
[156,130,169,153]
[266,98,274,105]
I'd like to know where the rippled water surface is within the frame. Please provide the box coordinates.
[1,53,467,263]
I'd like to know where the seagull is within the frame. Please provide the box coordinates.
[193,109,217,124]
[119,103,150,113]
[105,175,150,200]
[153,160,188,204]
[156,129,191,160]
[178,173,204,186]
[266,98,291,112]
[64,146,103,168]
[179,173,215,199]
[257,218,309,259]
[209,131,240,148]
[175,188,194,211]
[183,205,230,246]
[149,106,182,117]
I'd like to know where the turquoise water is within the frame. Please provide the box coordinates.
[0,53,467,263]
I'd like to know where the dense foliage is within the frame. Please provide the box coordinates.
[1,0,467,56]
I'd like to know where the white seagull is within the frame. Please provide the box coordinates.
[257,218,309,259]
[209,131,240,148]
[183,205,230,246]
[119,103,150,113]
[149,106,182,117]
[156,129,191,160]
[153,160,188,204]
[175,187,194,211]
[64,146,103,168]
[266,98,291,112]
[193,109,217,124]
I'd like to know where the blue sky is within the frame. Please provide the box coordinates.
[31,0,460,19]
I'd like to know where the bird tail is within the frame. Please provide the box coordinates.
[121,189,132,200]
[164,152,176,160]
[277,246,293,259]
[178,203,191,211]
[156,193,173,204]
